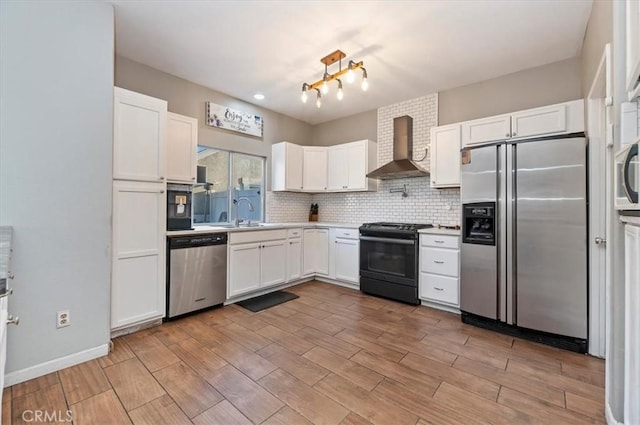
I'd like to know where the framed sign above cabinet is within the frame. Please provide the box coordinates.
[205,101,263,137]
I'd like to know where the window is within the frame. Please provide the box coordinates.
[193,146,265,225]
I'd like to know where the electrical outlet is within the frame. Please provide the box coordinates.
[56,310,70,328]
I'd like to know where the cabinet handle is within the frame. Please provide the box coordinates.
[0,288,13,299]
[7,315,19,325]
[434,260,444,264]
[289,242,293,245]
[434,240,445,244]
[434,287,444,291]
[335,241,338,243]
[8,272,15,280]
[191,177,196,180]
[505,133,510,137]
[159,176,165,180]
[160,190,165,194]
[512,132,516,136]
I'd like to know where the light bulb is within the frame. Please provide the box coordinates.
[346,69,355,84]
[301,90,308,103]
[336,79,344,101]
[316,96,322,108]
[361,76,369,91]
[321,80,329,95]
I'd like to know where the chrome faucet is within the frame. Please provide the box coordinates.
[234,197,255,226]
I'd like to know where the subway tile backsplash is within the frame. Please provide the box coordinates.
[267,93,461,226]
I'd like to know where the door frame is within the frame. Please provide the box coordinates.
[586,43,612,358]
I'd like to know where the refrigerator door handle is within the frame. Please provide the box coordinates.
[505,143,516,325]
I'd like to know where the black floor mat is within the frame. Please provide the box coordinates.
[236,291,299,312]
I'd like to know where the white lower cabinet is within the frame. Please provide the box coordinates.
[111,181,166,330]
[228,230,287,298]
[286,229,303,282]
[624,222,640,423]
[419,233,460,309]
[303,228,329,276]
[330,228,360,285]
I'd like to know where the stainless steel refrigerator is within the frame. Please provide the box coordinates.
[459,135,588,352]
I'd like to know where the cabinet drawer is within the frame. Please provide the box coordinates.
[229,229,287,245]
[334,228,358,239]
[420,273,459,305]
[420,248,459,277]
[287,228,303,238]
[420,234,459,249]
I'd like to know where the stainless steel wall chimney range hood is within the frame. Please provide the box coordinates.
[366,115,429,180]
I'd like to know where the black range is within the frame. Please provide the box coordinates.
[359,222,433,305]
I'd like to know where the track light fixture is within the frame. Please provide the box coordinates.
[300,49,367,108]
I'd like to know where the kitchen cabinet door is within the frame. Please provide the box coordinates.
[272,142,303,191]
[346,142,368,190]
[113,87,167,182]
[111,181,166,330]
[302,147,328,191]
[228,243,261,297]
[327,146,349,190]
[510,104,566,140]
[334,238,359,284]
[303,228,329,275]
[286,238,302,281]
[167,112,197,184]
[461,114,510,147]
[430,124,461,188]
[260,240,286,288]
[624,223,640,423]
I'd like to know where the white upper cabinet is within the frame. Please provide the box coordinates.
[461,114,511,147]
[167,112,198,184]
[510,103,567,139]
[272,142,303,191]
[113,87,167,182]
[302,147,328,192]
[460,100,584,147]
[327,140,377,191]
[273,140,377,193]
[430,124,461,188]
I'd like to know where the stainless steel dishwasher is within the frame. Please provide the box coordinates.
[166,233,227,319]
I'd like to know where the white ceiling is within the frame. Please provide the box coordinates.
[110,0,593,125]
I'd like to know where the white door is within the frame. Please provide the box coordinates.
[334,238,359,284]
[430,124,461,188]
[303,147,328,191]
[346,142,367,190]
[260,240,286,288]
[315,229,330,276]
[113,87,167,182]
[327,146,349,190]
[625,223,640,424]
[511,104,567,139]
[461,114,511,147]
[302,229,317,276]
[167,112,197,183]
[286,238,302,281]
[111,181,166,329]
[228,243,261,297]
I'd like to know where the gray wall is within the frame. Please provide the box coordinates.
[115,56,313,188]
[581,0,613,97]
[438,57,582,125]
[0,2,113,375]
[311,110,377,146]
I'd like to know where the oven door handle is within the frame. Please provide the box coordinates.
[359,236,415,245]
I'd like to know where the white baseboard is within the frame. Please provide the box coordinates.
[4,344,109,387]
[420,299,461,314]
[606,402,623,425]
[315,277,359,290]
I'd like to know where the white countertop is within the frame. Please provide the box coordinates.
[418,227,461,236]
[166,222,361,237]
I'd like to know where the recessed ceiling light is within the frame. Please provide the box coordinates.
[253,93,265,100]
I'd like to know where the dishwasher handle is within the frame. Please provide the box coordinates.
[169,233,228,249]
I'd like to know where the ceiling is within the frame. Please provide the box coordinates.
[110,0,593,125]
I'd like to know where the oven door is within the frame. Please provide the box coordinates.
[359,235,417,285]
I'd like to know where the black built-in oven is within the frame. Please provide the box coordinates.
[359,223,431,305]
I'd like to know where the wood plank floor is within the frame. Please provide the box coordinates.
[2,281,605,425]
